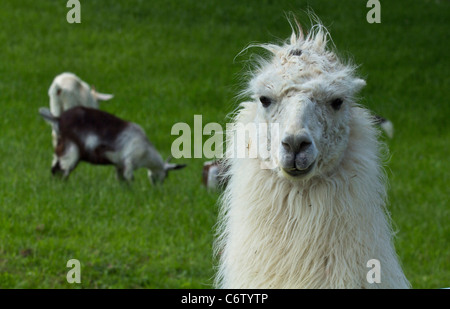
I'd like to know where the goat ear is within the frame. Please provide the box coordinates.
[164,163,187,171]
[164,156,186,171]
[95,92,114,101]
[91,87,114,101]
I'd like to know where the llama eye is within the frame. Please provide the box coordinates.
[330,98,343,110]
[259,96,272,108]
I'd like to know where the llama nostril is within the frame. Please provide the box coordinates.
[282,135,312,155]
[298,141,312,153]
[282,141,292,152]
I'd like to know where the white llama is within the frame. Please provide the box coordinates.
[214,21,410,289]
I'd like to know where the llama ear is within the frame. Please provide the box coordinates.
[290,31,297,45]
[312,34,327,52]
[353,78,366,92]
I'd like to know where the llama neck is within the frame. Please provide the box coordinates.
[221,156,386,288]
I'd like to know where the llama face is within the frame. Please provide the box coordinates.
[247,26,366,179]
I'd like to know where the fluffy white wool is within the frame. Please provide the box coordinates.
[214,21,410,289]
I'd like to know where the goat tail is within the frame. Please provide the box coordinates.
[39,107,59,127]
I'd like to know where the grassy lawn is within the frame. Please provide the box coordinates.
[0,0,448,288]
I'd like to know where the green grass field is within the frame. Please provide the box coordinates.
[0,0,448,288]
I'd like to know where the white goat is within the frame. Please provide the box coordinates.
[48,72,113,117]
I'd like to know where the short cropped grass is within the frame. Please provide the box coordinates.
[0,0,448,288]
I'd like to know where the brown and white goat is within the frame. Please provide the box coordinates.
[39,106,186,184]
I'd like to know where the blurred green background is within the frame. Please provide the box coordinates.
[0,0,448,288]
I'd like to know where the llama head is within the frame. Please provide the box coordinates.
[241,21,366,180]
